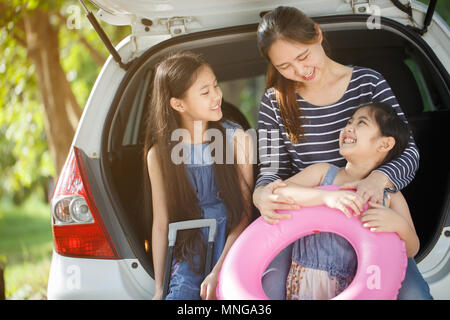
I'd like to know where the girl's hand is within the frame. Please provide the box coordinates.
[340,171,391,204]
[322,190,365,218]
[253,179,300,224]
[200,271,219,300]
[360,201,408,233]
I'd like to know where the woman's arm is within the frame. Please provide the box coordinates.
[147,146,170,300]
[371,72,419,192]
[200,129,254,300]
[256,90,295,186]
[253,90,300,223]
[253,180,298,224]
[360,192,420,258]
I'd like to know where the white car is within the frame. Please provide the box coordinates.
[47,0,450,299]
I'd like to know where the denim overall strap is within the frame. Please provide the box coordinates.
[321,164,339,186]
[382,190,390,207]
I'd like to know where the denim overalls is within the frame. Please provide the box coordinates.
[165,121,240,300]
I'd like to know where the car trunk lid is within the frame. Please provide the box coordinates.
[81,0,441,70]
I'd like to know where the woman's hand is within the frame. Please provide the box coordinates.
[340,171,393,204]
[322,190,365,218]
[200,271,219,300]
[360,201,409,234]
[253,179,300,224]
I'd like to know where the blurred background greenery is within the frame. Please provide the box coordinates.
[424,0,450,25]
[0,0,128,299]
[0,0,448,300]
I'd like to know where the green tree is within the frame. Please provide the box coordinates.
[417,0,450,25]
[0,0,127,202]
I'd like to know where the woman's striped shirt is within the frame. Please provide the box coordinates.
[256,66,419,191]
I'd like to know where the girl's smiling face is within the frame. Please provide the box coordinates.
[171,64,223,123]
[339,107,389,161]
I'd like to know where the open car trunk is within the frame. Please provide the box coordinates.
[100,17,450,278]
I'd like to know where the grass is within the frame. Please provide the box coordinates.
[0,192,53,299]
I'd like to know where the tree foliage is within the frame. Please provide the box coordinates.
[0,1,56,201]
[0,0,128,202]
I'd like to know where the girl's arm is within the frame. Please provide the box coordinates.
[274,182,365,217]
[360,192,420,258]
[147,146,170,299]
[273,162,327,204]
[200,129,254,300]
[274,163,365,217]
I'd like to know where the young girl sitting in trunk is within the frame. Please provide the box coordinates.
[270,102,429,299]
[144,51,253,300]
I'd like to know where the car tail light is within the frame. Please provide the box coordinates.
[50,147,119,259]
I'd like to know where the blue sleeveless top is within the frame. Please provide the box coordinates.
[291,164,357,279]
[166,120,241,300]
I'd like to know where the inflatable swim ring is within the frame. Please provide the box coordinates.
[217,185,407,300]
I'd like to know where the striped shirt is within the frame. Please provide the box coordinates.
[256,66,419,191]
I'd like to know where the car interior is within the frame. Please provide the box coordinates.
[103,23,450,278]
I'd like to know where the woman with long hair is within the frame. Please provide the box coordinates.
[253,6,430,300]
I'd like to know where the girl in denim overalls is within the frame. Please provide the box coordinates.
[270,103,432,299]
[144,52,253,300]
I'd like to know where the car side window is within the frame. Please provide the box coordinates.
[404,58,449,112]
[219,75,266,128]
[122,69,153,146]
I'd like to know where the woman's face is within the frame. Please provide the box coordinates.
[173,65,223,123]
[267,36,326,85]
[339,107,385,160]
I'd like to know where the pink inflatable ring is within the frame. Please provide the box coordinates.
[217,185,407,300]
